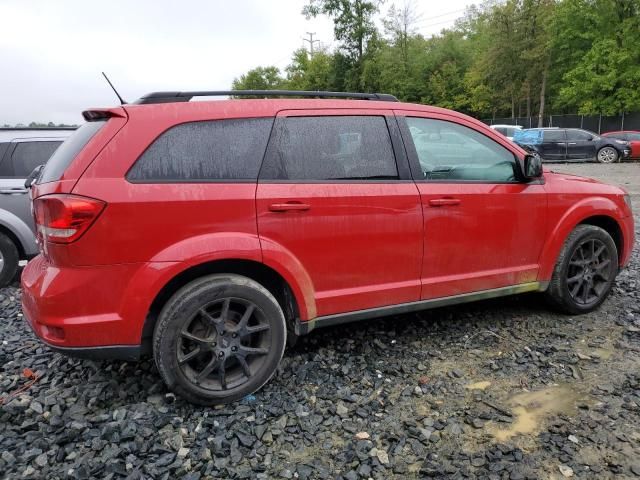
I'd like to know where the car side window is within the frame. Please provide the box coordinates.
[543,130,565,142]
[127,118,273,182]
[567,130,593,141]
[405,117,517,182]
[9,141,62,178]
[260,116,398,181]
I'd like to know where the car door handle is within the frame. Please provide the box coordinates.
[567,142,577,145]
[0,188,28,194]
[268,202,311,212]
[429,198,461,207]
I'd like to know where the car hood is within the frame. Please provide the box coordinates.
[543,168,628,195]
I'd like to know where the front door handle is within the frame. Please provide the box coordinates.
[269,202,311,212]
[0,188,28,195]
[429,198,461,207]
[567,142,577,145]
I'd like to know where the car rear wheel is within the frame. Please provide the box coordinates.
[545,225,618,314]
[597,146,619,163]
[0,233,19,287]
[153,274,286,405]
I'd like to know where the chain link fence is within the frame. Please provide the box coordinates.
[481,113,640,133]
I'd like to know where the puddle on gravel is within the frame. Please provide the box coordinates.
[466,381,492,390]
[488,386,584,442]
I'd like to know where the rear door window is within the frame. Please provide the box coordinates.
[127,118,273,182]
[10,141,62,177]
[38,121,105,184]
[543,130,566,142]
[260,116,398,180]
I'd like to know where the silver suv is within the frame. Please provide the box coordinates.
[0,128,73,285]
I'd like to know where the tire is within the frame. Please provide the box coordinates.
[597,146,619,164]
[545,225,618,315]
[153,274,286,405]
[0,233,19,287]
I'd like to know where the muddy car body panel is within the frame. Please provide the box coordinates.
[21,92,635,403]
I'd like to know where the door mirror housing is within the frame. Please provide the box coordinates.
[523,154,543,179]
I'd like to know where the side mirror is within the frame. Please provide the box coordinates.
[24,164,44,189]
[523,154,542,179]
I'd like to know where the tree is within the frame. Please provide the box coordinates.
[231,66,285,91]
[556,0,640,114]
[303,0,381,62]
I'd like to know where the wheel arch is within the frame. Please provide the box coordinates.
[538,198,628,281]
[140,259,303,351]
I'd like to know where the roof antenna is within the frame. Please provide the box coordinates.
[101,72,127,105]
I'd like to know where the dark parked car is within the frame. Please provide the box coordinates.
[602,131,640,159]
[513,128,631,163]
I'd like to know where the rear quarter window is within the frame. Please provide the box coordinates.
[127,118,273,182]
[38,121,105,184]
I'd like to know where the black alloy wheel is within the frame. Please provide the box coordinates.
[565,238,613,308]
[154,274,286,405]
[177,297,271,391]
[545,225,618,314]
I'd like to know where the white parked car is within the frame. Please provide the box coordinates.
[490,124,523,140]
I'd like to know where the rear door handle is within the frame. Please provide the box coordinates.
[567,142,577,145]
[0,188,28,195]
[269,202,311,212]
[429,198,461,207]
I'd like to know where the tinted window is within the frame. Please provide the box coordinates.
[127,118,273,182]
[406,117,517,182]
[494,127,507,135]
[39,121,104,184]
[260,116,397,180]
[627,133,640,141]
[543,130,565,142]
[0,142,10,175]
[10,141,61,178]
[566,130,593,141]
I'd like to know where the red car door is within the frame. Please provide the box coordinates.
[256,110,423,317]
[395,110,548,300]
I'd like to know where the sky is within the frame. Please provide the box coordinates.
[0,0,475,125]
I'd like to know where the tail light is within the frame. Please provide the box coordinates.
[33,194,105,244]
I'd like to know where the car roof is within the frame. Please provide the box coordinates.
[490,124,523,128]
[0,129,74,143]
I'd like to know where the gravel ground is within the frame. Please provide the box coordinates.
[547,162,640,197]
[1,166,639,480]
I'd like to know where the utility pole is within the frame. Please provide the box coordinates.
[303,32,320,54]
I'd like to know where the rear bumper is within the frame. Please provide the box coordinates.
[21,255,178,354]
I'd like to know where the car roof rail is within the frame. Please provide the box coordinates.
[133,90,399,105]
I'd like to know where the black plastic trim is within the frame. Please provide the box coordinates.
[135,90,399,105]
[46,344,142,361]
[295,282,547,335]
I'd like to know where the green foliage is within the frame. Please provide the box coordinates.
[232,0,640,117]
[231,66,285,91]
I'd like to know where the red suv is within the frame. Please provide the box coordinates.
[22,90,635,405]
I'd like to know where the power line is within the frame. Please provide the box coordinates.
[416,7,467,23]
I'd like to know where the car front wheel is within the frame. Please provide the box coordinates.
[153,274,286,405]
[545,225,618,314]
[597,146,619,163]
